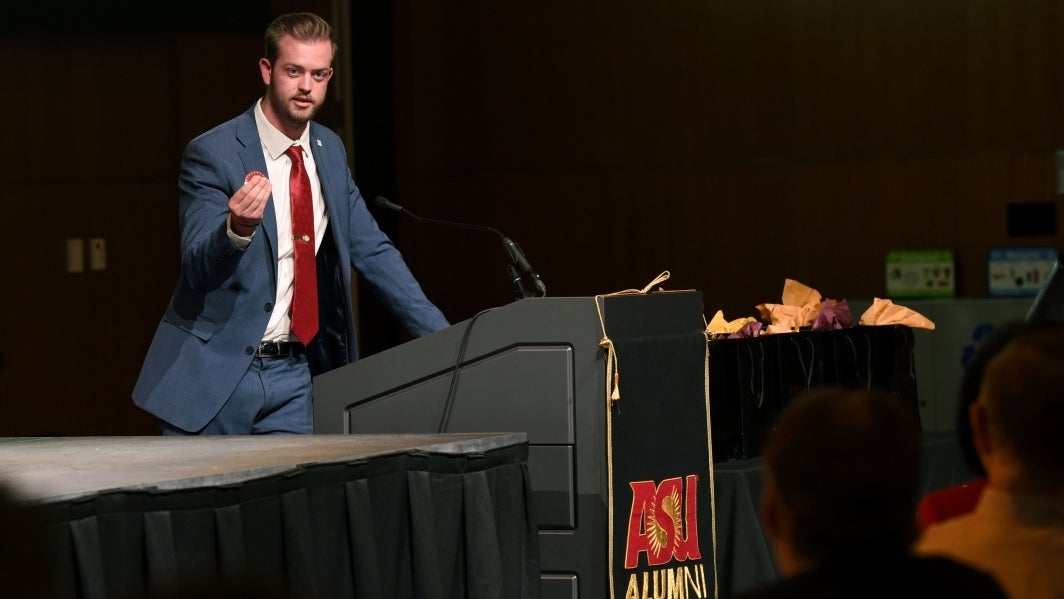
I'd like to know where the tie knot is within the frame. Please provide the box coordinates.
[286,145,304,163]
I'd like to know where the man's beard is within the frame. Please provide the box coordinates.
[282,97,318,126]
[268,86,320,129]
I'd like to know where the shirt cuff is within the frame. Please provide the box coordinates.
[226,214,255,249]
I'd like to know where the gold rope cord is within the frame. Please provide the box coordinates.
[595,271,671,405]
[705,332,720,599]
[594,271,669,599]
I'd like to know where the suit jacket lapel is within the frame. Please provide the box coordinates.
[308,126,344,252]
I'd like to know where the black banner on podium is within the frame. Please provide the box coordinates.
[602,327,718,599]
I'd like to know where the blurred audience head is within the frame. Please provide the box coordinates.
[970,327,1064,495]
[958,321,1037,475]
[759,387,921,575]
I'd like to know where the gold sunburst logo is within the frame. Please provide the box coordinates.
[646,488,681,557]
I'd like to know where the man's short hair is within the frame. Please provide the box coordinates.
[264,12,336,63]
[978,329,1064,490]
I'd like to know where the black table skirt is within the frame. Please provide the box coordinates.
[6,438,540,599]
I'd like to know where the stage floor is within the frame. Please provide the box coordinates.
[0,433,525,503]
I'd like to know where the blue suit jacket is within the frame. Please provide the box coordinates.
[133,105,448,432]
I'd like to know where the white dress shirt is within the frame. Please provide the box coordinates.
[228,98,331,344]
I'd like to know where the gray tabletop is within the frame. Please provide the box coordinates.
[0,432,526,503]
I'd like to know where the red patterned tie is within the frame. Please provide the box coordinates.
[285,145,319,344]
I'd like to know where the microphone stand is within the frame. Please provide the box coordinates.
[373,196,546,299]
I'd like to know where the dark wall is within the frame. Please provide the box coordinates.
[0,2,327,435]
[1,1,1061,435]
[388,0,1064,324]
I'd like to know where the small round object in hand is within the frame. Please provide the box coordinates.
[245,170,267,183]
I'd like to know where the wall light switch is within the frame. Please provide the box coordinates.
[89,238,107,271]
[66,238,84,273]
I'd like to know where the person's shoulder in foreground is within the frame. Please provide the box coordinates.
[916,327,1064,599]
[733,387,1006,599]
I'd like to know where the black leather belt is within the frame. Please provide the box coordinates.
[257,341,305,358]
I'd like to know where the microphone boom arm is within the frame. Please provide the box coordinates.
[373,196,546,299]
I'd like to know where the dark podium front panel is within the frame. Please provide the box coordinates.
[314,292,706,599]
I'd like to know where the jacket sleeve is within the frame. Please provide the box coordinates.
[323,149,448,337]
[176,137,250,292]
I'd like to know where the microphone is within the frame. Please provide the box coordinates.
[374,196,404,213]
[373,196,547,298]
[502,238,547,298]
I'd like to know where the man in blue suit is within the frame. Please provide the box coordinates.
[133,12,448,435]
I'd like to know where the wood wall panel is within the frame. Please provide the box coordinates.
[0,22,297,434]
[2,1,1062,434]
[392,0,1064,323]
[1,35,179,435]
